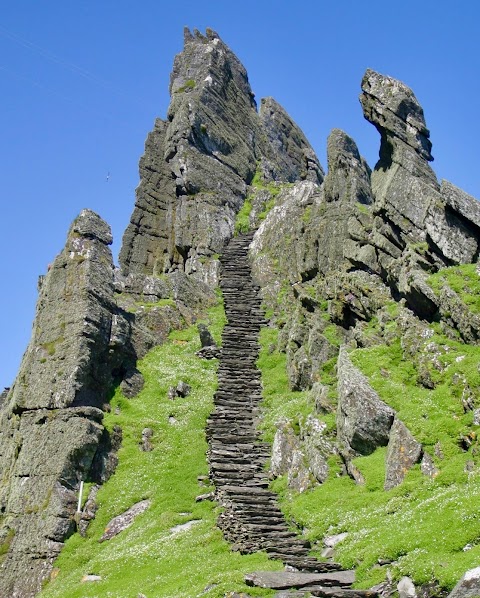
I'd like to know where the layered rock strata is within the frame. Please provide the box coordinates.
[0,211,118,597]
[119,27,322,286]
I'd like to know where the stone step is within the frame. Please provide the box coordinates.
[245,571,356,590]
[209,234,350,578]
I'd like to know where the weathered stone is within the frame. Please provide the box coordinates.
[176,380,191,397]
[385,418,422,490]
[397,576,417,598]
[260,97,324,184]
[120,368,145,398]
[140,428,154,452]
[9,210,116,412]
[312,383,335,414]
[301,415,332,484]
[245,570,355,589]
[324,532,349,548]
[337,347,395,455]
[198,323,217,347]
[0,211,123,598]
[420,451,439,479]
[99,499,151,542]
[89,424,123,484]
[168,380,191,400]
[120,29,321,287]
[271,419,311,493]
[448,566,480,597]
[323,129,372,206]
[78,484,100,537]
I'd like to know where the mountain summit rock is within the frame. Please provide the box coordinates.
[1,29,479,598]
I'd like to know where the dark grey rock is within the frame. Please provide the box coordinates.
[385,418,422,490]
[448,565,480,596]
[196,345,222,359]
[245,570,355,589]
[167,380,191,400]
[198,323,217,347]
[120,368,145,398]
[78,484,100,537]
[337,347,395,455]
[176,380,191,397]
[99,499,151,542]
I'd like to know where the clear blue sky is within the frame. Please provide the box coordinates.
[1,1,479,389]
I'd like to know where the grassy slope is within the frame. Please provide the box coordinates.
[257,266,480,592]
[40,263,480,595]
[40,300,280,598]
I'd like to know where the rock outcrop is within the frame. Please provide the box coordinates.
[0,211,118,597]
[2,29,480,597]
[119,27,322,287]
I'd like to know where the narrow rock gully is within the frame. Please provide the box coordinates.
[206,233,378,597]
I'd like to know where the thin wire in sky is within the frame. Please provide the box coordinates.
[0,23,152,111]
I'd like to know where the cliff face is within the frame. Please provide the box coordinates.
[119,27,322,286]
[1,28,480,598]
[0,211,117,596]
[251,68,480,391]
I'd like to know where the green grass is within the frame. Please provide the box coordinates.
[256,311,480,592]
[40,300,280,598]
[234,196,253,235]
[257,327,314,442]
[428,263,480,314]
[176,79,196,93]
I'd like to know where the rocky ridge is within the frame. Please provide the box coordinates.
[119,27,322,287]
[0,27,479,597]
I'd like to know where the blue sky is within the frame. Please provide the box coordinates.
[1,1,479,388]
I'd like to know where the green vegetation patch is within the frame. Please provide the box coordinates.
[175,78,196,93]
[41,300,280,598]
[428,263,480,314]
[257,327,314,442]
[256,307,480,592]
[234,196,253,235]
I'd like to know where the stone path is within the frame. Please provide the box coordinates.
[207,233,377,596]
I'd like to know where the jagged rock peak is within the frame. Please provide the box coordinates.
[8,209,116,413]
[0,210,120,597]
[119,28,323,284]
[170,26,255,109]
[71,208,113,245]
[260,97,324,183]
[360,68,433,163]
[323,128,372,204]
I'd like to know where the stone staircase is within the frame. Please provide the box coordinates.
[206,233,378,596]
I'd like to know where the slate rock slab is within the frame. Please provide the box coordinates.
[245,570,355,590]
[99,499,151,542]
[447,566,480,597]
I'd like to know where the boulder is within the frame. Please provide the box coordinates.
[385,418,422,490]
[337,347,395,455]
[448,566,480,597]
[397,576,417,598]
[198,323,217,347]
[99,499,151,542]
